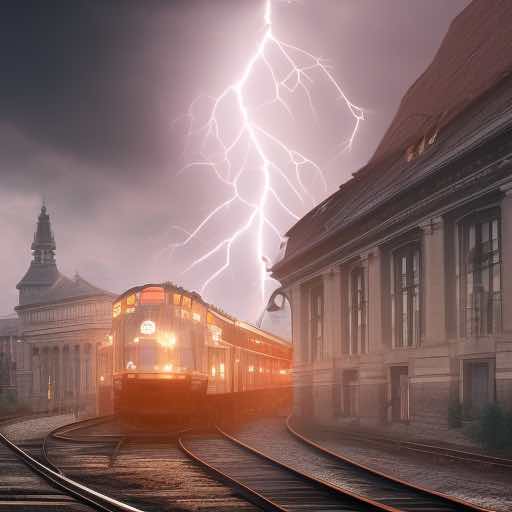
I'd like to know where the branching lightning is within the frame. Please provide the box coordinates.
[172,0,364,308]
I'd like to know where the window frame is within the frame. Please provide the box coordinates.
[458,208,502,338]
[348,265,367,355]
[392,242,422,348]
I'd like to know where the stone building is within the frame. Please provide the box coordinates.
[271,1,512,431]
[0,317,20,410]
[3,205,115,413]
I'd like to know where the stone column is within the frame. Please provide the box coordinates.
[497,185,512,408]
[58,345,64,412]
[72,345,79,409]
[358,248,387,425]
[365,248,384,354]
[289,284,304,365]
[91,341,97,392]
[31,347,40,404]
[420,216,446,344]
[289,284,302,417]
[501,184,512,334]
[322,267,342,359]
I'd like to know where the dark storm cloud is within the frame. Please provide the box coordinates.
[0,0,470,320]
[0,0,261,171]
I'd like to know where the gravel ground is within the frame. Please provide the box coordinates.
[0,414,76,441]
[231,417,512,512]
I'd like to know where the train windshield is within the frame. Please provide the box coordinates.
[113,287,206,375]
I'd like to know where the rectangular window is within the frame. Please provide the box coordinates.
[309,283,324,361]
[393,244,421,348]
[140,286,165,305]
[460,212,501,337]
[349,267,367,354]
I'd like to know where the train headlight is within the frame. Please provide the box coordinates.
[140,320,156,335]
[126,361,136,370]
[159,332,177,348]
[163,364,173,373]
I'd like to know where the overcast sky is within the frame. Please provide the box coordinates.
[0,0,470,324]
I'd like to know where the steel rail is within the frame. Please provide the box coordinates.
[178,433,288,512]
[216,425,397,511]
[286,416,493,512]
[328,428,512,468]
[181,426,398,512]
[0,416,145,512]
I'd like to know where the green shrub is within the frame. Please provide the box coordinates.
[447,400,462,428]
[0,390,17,415]
[472,403,512,451]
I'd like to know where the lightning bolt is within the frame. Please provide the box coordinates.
[172,0,364,308]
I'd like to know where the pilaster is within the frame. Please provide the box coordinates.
[501,184,512,334]
[363,247,383,354]
[420,216,446,344]
[322,267,342,358]
[289,284,304,365]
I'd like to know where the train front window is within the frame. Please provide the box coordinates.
[140,286,165,305]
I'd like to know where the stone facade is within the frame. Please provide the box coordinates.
[1,205,115,414]
[271,3,512,433]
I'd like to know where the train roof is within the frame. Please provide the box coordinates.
[115,282,292,348]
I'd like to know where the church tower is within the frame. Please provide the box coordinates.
[16,205,61,306]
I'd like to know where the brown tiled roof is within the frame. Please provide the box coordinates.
[368,0,512,169]
[273,0,512,275]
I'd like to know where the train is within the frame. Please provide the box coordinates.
[96,283,292,420]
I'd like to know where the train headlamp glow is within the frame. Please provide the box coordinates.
[126,361,136,370]
[163,364,173,373]
[140,320,156,335]
[159,332,176,348]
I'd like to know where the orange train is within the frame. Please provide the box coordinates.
[97,283,292,419]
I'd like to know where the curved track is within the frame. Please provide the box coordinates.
[183,418,493,512]
[315,427,512,469]
[45,416,260,512]
[0,415,143,512]
[283,417,492,512]
[179,429,391,511]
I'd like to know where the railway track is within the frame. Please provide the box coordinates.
[0,415,143,512]
[179,429,388,511]
[281,418,494,511]
[308,425,512,469]
[179,419,493,512]
[45,416,260,511]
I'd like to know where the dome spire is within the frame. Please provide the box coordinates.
[31,203,56,264]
